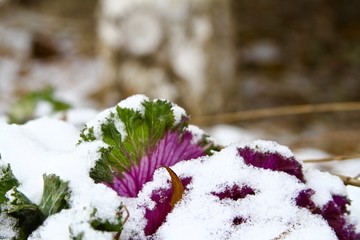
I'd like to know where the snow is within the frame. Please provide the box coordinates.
[294,148,330,161]
[206,124,260,146]
[85,94,148,139]
[348,186,360,232]
[186,124,209,144]
[294,148,360,230]
[61,108,98,129]
[0,118,122,239]
[0,99,359,239]
[0,212,18,239]
[84,94,185,142]
[170,104,186,124]
[117,94,149,114]
[239,139,296,159]
[304,168,347,207]
[122,142,339,239]
[84,107,116,138]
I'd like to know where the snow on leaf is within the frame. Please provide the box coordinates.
[212,184,255,201]
[320,195,359,240]
[6,188,45,239]
[0,212,19,240]
[238,146,305,182]
[107,130,205,197]
[80,95,217,197]
[0,163,19,204]
[144,177,192,236]
[90,207,123,233]
[122,141,359,239]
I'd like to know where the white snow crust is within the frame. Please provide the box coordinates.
[121,141,343,240]
[0,212,18,239]
[0,119,121,240]
[0,109,359,239]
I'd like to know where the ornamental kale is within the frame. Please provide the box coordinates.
[0,164,70,239]
[238,145,360,240]
[122,140,359,239]
[79,95,218,198]
[1,94,359,239]
[238,146,304,182]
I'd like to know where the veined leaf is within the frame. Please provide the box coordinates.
[7,188,45,239]
[80,96,218,197]
[0,164,20,204]
[38,174,70,217]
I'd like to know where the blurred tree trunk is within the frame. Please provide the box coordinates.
[97,0,237,115]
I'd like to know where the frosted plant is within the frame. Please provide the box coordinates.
[78,95,359,239]
[0,163,71,239]
[121,141,359,240]
[0,94,359,239]
[79,94,218,198]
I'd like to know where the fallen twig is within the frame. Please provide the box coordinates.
[331,173,360,188]
[303,154,360,163]
[192,102,360,125]
[114,205,130,240]
[303,155,360,187]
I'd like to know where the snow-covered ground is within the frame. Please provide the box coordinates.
[1,4,359,239]
[0,95,359,239]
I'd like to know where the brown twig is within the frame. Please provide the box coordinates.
[303,155,360,187]
[191,102,360,125]
[303,154,360,163]
[114,205,130,240]
[272,223,299,240]
[331,173,360,188]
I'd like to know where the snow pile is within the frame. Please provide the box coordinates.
[0,118,122,240]
[122,140,358,239]
[0,95,359,239]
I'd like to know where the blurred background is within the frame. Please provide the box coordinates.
[1,0,360,156]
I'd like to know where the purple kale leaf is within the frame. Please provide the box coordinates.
[212,185,255,201]
[144,177,192,236]
[238,146,304,182]
[80,97,217,197]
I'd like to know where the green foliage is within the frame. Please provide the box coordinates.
[1,161,71,239]
[0,164,22,239]
[79,126,96,143]
[69,207,123,239]
[90,212,123,232]
[89,147,113,183]
[38,174,70,217]
[81,99,178,184]
[69,228,85,240]
[7,188,45,239]
[0,164,19,204]
[8,86,72,124]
